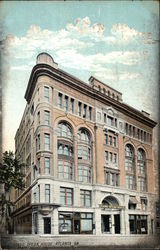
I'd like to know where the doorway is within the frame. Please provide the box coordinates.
[101,215,111,233]
[114,214,120,234]
[44,217,51,234]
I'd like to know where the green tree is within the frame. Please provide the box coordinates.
[0,151,25,233]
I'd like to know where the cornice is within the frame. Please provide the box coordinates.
[25,63,157,129]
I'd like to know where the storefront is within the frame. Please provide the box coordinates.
[59,212,93,234]
[129,215,148,234]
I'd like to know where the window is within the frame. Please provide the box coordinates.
[133,127,135,137]
[70,98,74,113]
[38,185,40,203]
[58,160,73,180]
[104,114,106,123]
[58,93,62,108]
[144,132,146,142]
[45,157,50,174]
[125,144,134,172]
[109,136,112,146]
[78,165,91,183]
[59,213,72,233]
[141,130,143,141]
[113,153,117,163]
[60,187,73,206]
[58,144,73,157]
[37,111,40,125]
[83,104,87,118]
[45,184,50,203]
[44,111,50,125]
[126,175,134,190]
[107,116,113,126]
[64,96,68,112]
[129,215,148,234]
[44,86,49,102]
[113,137,116,147]
[125,123,128,135]
[80,190,91,207]
[78,145,90,161]
[137,149,146,192]
[33,192,36,203]
[137,129,140,139]
[104,134,108,144]
[78,102,82,116]
[105,171,119,186]
[58,122,72,140]
[105,151,108,162]
[36,134,40,150]
[44,133,50,150]
[77,129,90,144]
[89,107,92,120]
[37,158,40,174]
[81,213,93,232]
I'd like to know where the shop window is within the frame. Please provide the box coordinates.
[60,187,73,206]
[59,213,73,233]
[129,215,147,234]
[81,213,93,233]
[80,190,91,207]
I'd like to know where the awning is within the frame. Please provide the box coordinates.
[129,196,139,204]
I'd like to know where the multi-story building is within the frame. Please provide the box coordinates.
[12,52,159,237]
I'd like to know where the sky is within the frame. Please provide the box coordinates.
[0,1,159,152]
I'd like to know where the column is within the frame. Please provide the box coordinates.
[120,209,125,234]
[111,214,114,234]
[52,208,59,235]
[95,208,101,235]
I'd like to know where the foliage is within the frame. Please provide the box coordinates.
[0,151,25,192]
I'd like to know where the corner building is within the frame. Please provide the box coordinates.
[13,53,158,236]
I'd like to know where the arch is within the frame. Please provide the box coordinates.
[57,120,73,140]
[137,148,146,161]
[77,127,91,144]
[102,196,119,206]
[137,146,149,159]
[125,143,135,157]
[107,108,114,116]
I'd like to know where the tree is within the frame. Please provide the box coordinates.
[0,151,25,233]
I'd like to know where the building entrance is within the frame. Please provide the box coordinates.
[101,215,111,233]
[44,217,51,234]
[114,214,120,234]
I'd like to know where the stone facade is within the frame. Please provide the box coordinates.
[12,52,159,239]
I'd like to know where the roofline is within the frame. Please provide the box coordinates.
[24,63,157,129]
[89,76,122,95]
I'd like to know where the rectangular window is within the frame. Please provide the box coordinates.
[129,125,132,136]
[44,133,50,150]
[33,192,36,203]
[107,116,113,126]
[78,102,82,116]
[150,134,152,144]
[80,190,91,207]
[105,151,108,163]
[45,184,50,203]
[89,107,92,120]
[144,132,146,142]
[60,187,73,206]
[83,104,87,118]
[37,111,40,125]
[44,111,50,125]
[137,129,140,139]
[70,98,74,113]
[113,137,116,147]
[116,174,119,186]
[113,153,117,163]
[38,158,40,174]
[109,136,112,146]
[38,185,40,203]
[37,134,40,150]
[109,152,112,162]
[44,86,49,102]
[58,93,63,108]
[105,134,108,144]
[104,113,106,123]
[110,173,114,186]
[125,123,128,135]
[133,127,135,137]
[115,118,117,127]
[45,157,50,174]
[64,96,68,112]
[141,130,143,141]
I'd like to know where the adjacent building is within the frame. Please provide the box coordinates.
[12,52,159,237]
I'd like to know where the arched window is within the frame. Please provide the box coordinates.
[58,122,73,140]
[78,129,90,144]
[103,88,106,94]
[112,93,115,99]
[125,144,135,190]
[77,128,92,183]
[137,148,146,191]
[108,91,111,97]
